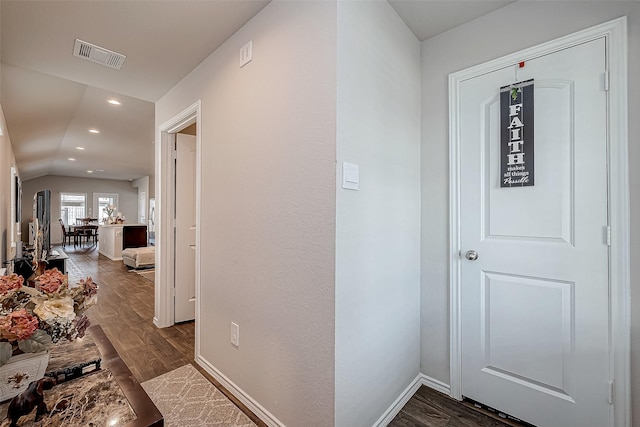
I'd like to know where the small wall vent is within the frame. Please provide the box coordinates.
[73,39,126,70]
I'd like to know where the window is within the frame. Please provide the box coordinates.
[93,193,119,223]
[60,193,87,226]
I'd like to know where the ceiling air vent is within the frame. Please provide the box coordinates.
[73,39,126,70]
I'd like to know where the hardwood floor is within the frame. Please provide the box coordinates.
[389,386,526,427]
[61,244,266,427]
[62,245,525,427]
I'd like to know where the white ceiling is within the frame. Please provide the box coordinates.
[1,0,512,182]
[388,1,513,42]
[1,0,270,181]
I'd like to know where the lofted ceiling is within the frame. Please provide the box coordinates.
[1,0,271,181]
[1,0,512,182]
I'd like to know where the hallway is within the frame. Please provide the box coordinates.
[63,246,521,427]
[62,245,265,426]
[65,244,193,382]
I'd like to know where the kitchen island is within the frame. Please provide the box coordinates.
[98,224,148,261]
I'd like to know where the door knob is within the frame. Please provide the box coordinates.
[465,250,478,261]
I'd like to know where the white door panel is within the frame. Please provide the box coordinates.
[175,134,196,323]
[460,38,609,427]
[485,81,574,243]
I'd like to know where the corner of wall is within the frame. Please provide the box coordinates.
[335,1,422,425]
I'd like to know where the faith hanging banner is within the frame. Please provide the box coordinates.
[500,79,534,187]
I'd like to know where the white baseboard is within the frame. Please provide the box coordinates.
[196,354,285,427]
[373,374,424,427]
[373,373,452,427]
[421,374,451,396]
[191,359,453,427]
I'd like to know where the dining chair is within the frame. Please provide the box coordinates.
[59,219,78,248]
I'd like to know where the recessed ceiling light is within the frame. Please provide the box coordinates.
[107,99,121,106]
[68,158,76,161]
[88,129,100,134]
[95,169,105,172]
[87,170,94,174]
[75,146,85,150]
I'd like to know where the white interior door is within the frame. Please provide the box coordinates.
[174,133,196,322]
[459,38,610,426]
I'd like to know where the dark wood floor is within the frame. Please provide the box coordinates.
[63,245,523,427]
[62,244,267,427]
[389,386,523,427]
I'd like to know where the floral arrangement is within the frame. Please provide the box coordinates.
[103,204,117,223]
[0,269,98,366]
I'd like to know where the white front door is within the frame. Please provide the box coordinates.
[459,38,609,426]
[174,133,196,322]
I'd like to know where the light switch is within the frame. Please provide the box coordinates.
[240,41,253,67]
[342,162,359,190]
[230,322,240,347]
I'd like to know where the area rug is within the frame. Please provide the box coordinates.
[142,364,256,427]
[135,269,155,282]
[65,254,84,283]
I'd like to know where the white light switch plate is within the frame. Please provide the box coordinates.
[240,41,253,67]
[342,162,359,190]
[230,322,240,347]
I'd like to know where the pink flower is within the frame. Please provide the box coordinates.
[0,309,39,341]
[35,268,67,294]
[0,274,23,295]
[79,277,98,298]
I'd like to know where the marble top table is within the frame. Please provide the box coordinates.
[0,326,163,427]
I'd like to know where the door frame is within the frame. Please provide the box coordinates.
[93,193,119,223]
[155,100,202,334]
[448,18,629,426]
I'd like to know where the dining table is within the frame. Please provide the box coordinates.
[76,217,99,225]
[70,223,99,246]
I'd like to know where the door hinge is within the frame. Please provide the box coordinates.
[609,380,615,404]
[602,71,610,91]
[605,225,612,246]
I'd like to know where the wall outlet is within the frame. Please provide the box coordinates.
[230,322,240,347]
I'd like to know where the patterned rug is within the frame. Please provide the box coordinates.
[65,254,84,283]
[141,365,256,427]
[135,269,155,282]
[128,266,155,282]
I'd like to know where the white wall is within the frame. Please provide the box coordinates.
[419,1,640,421]
[148,173,155,200]
[335,1,421,425]
[0,103,17,263]
[21,175,138,243]
[155,1,337,425]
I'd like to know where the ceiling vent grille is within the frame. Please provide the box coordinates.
[73,39,126,70]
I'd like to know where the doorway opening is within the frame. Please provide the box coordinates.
[155,101,202,360]
[174,126,197,323]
